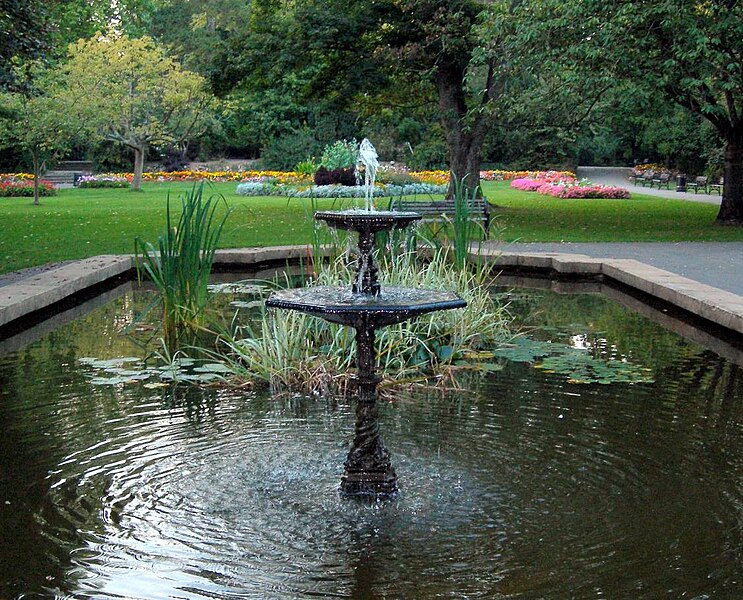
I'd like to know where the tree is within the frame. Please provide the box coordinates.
[212,0,514,196]
[0,66,82,205]
[559,0,743,223]
[214,0,599,197]
[56,32,217,190]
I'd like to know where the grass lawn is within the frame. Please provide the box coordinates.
[482,181,743,243]
[1,180,743,276]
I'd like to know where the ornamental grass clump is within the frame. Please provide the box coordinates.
[216,246,511,394]
[135,183,232,353]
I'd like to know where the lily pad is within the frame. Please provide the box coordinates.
[208,282,270,295]
[230,300,264,309]
[493,336,654,385]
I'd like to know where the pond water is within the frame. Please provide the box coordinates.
[0,282,741,599]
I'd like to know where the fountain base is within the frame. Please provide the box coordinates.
[340,466,398,498]
[340,389,398,498]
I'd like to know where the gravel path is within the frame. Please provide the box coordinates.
[577,166,721,205]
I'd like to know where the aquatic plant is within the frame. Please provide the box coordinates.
[134,183,232,352]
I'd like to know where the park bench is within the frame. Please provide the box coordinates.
[689,176,708,193]
[653,172,673,189]
[708,177,723,195]
[638,170,655,187]
[392,197,492,235]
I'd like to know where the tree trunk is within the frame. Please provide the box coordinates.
[716,128,743,224]
[132,145,146,191]
[435,63,488,200]
[32,150,41,206]
[448,139,485,199]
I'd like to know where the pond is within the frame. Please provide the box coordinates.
[0,281,741,599]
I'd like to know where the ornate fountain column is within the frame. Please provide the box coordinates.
[341,321,397,497]
[352,225,380,296]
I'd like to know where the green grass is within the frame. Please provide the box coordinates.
[0,182,341,275]
[482,181,743,242]
[1,180,742,276]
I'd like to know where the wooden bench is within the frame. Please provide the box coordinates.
[653,172,673,189]
[638,170,655,187]
[708,177,723,194]
[392,197,492,235]
[688,176,708,193]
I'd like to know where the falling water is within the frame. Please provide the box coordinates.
[357,138,379,211]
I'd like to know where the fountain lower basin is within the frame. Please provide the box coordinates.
[265,285,466,327]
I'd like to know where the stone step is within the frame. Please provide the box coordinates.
[43,171,76,184]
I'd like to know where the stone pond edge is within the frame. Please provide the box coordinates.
[1,245,742,337]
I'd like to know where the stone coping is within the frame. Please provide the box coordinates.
[1,245,743,339]
[480,248,743,336]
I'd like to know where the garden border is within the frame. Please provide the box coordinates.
[1,245,743,339]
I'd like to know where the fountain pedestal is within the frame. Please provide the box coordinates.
[341,323,397,496]
[265,210,466,498]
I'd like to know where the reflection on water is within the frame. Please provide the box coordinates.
[0,287,742,598]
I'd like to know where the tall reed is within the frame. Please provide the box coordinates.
[450,174,485,270]
[135,183,232,352]
[218,246,511,393]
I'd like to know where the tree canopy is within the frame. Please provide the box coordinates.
[554,0,743,221]
[55,33,217,189]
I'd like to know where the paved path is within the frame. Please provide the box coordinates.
[577,166,722,205]
[487,241,743,297]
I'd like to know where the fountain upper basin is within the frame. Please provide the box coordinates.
[315,210,422,233]
[265,285,466,327]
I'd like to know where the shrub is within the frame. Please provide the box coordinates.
[376,169,421,186]
[294,159,319,177]
[320,139,359,170]
[261,128,322,171]
[314,166,356,186]
[234,182,448,198]
[235,181,282,196]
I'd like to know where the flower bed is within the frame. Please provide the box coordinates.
[0,168,580,190]
[0,172,34,181]
[77,175,130,189]
[0,177,57,197]
[511,175,630,199]
[235,182,447,198]
[481,169,576,181]
[537,182,630,199]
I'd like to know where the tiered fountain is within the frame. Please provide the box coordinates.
[266,140,466,498]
